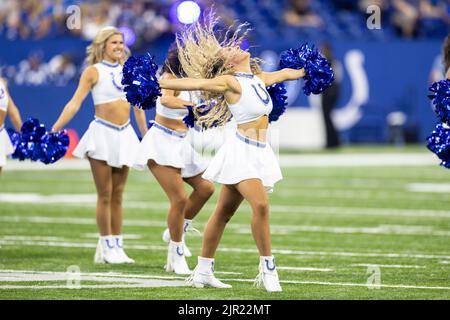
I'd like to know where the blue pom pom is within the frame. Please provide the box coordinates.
[427,123,450,169]
[39,130,70,164]
[280,43,334,95]
[267,83,288,123]
[428,79,450,125]
[122,54,162,110]
[11,118,46,161]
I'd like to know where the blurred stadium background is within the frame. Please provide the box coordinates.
[0,0,450,300]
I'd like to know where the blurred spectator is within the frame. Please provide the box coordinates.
[48,53,76,86]
[419,0,448,37]
[320,43,342,149]
[15,51,48,86]
[391,0,420,38]
[284,0,323,28]
[80,1,113,40]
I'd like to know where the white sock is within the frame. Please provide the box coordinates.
[260,255,277,272]
[114,235,123,249]
[198,256,215,275]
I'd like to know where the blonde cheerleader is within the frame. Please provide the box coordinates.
[158,16,306,292]
[0,77,22,174]
[52,27,148,264]
[135,44,214,275]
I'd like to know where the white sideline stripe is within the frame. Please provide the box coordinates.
[2,194,450,218]
[1,239,449,260]
[439,261,450,265]
[350,264,426,269]
[232,224,450,237]
[3,154,437,171]
[277,267,334,272]
[408,183,450,193]
[3,213,450,237]
[82,233,142,240]
[0,270,449,291]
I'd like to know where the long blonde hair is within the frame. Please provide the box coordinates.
[176,11,261,129]
[85,26,130,66]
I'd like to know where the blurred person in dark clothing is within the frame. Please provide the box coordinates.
[320,43,342,149]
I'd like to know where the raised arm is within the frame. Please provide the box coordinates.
[51,66,98,132]
[257,68,305,87]
[3,80,22,131]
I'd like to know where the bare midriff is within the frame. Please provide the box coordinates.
[155,114,188,132]
[237,115,269,142]
[0,110,6,127]
[94,99,131,125]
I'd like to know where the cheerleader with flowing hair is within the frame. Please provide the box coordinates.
[159,12,305,292]
[135,43,215,274]
[0,77,22,174]
[52,26,148,264]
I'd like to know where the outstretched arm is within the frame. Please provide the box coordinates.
[257,68,305,87]
[159,75,233,94]
[159,73,195,109]
[51,67,97,132]
[3,81,22,131]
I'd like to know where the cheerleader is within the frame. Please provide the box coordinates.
[158,19,305,292]
[0,77,22,174]
[135,44,214,275]
[51,27,148,264]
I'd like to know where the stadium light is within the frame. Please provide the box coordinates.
[176,1,201,25]
[118,26,136,47]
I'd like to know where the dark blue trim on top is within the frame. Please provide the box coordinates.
[234,72,254,79]
[235,131,266,148]
[150,121,187,138]
[101,60,120,68]
[94,117,130,131]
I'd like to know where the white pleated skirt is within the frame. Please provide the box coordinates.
[202,131,282,193]
[72,117,140,168]
[0,125,14,167]
[135,121,208,178]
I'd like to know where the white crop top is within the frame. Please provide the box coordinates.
[156,90,190,120]
[0,79,9,112]
[91,60,127,105]
[227,73,272,124]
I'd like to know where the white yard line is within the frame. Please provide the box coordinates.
[407,183,450,193]
[276,267,334,272]
[0,270,448,291]
[1,238,449,260]
[2,193,450,218]
[350,264,426,269]
[2,213,449,237]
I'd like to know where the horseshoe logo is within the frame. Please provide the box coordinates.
[0,88,5,100]
[111,72,124,91]
[265,258,276,271]
[176,246,184,256]
[251,83,270,105]
[105,239,114,249]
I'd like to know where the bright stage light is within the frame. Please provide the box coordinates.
[177,1,201,24]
